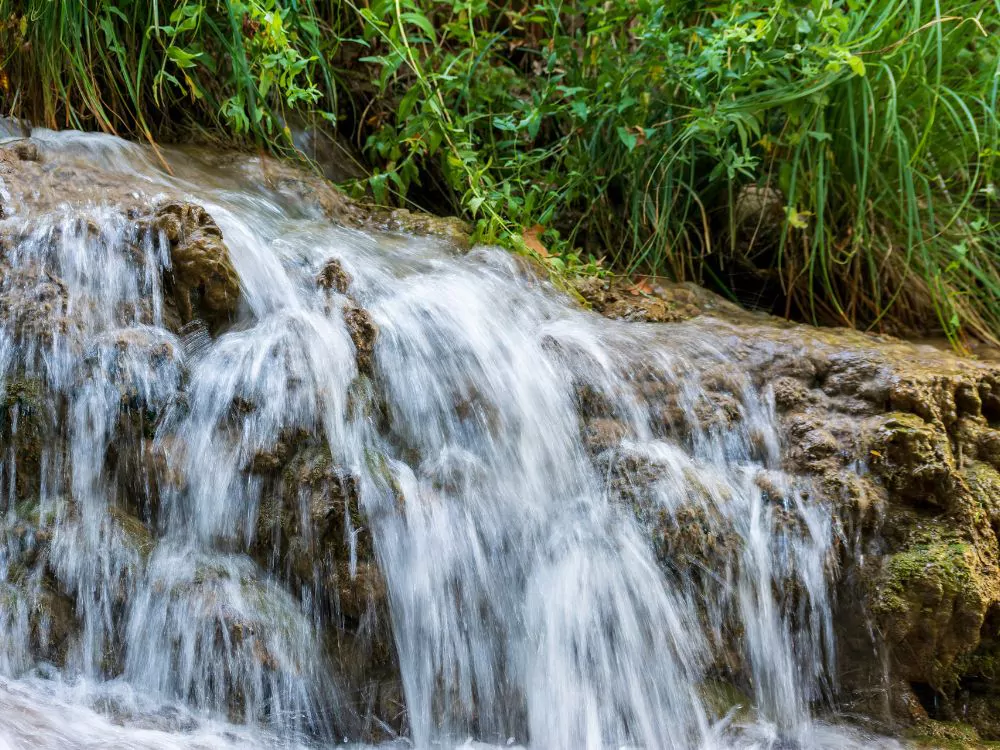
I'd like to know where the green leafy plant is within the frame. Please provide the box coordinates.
[0,0,341,152]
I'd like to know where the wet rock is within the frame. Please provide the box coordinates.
[0,263,75,343]
[370,208,471,251]
[317,258,352,294]
[785,415,840,466]
[31,581,76,666]
[247,434,398,736]
[770,376,813,412]
[0,138,40,166]
[0,378,51,504]
[244,428,308,476]
[872,528,999,689]
[344,302,378,375]
[315,257,378,376]
[582,418,630,454]
[253,438,368,580]
[108,505,156,560]
[583,282,1000,732]
[149,201,241,330]
[572,277,710,323]
[869,413,957,507]
[905,718,984,747]
[8,140,40,163]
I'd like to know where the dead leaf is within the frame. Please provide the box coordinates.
[523,224,549,257]
[629,276,654,296]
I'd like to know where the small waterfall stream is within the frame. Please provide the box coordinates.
[0,129,900,749]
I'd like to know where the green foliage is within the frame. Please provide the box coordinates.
[0,0,340,149]
[355,0,1000,346]
[1,0,999,347]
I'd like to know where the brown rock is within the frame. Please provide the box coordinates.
[150,201,241,329]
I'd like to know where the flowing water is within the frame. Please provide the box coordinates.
[0,128,902,749]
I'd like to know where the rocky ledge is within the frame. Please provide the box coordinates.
[573,273,1000,745]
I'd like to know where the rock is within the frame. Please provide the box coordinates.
[344,302,378,375]
[314,256,378,374]
[870,412,957,507]
[370,208,471,251]
[149,201,240,329]
[571,276,712,323]
[582,418,630,454]
[9,140,40,162]
[247,433,399,737]
[872,529,999,690]
[0,263,75,344]
[317,258,352,294]
[584,283,1000,734]
[0,378,49,503]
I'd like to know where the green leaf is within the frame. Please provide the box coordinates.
[616,126,638,152]
[400,11,435,41]
[165,45,202,69]
[785,207,813,229]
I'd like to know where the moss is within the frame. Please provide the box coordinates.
[874,529,997,690]
[906,719,1000,749]
[698,679,753,723]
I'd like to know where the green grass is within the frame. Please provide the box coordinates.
[1,0,998,348]
[1,0,342,154]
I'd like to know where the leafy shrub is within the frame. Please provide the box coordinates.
[356,0,1000,345]
[0,0,339,148]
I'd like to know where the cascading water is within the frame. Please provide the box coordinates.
[0,127,901,749]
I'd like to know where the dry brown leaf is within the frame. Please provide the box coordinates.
[523,224,549,257]
[629,276,654,296]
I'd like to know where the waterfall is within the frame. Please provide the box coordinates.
[0,129,899,749]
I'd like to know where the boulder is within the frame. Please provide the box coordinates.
[148,201,240,330]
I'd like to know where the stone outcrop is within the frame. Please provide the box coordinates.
[148,200,240,329]
[576,282,1000,741]
[0,136,397,740]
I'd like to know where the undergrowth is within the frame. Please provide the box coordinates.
[1,0,998,348]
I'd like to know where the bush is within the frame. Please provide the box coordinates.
[2,0,998,347]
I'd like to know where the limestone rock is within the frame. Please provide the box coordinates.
[150,201,240,329]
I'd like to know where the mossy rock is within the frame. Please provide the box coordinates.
[1,377,51,502]
[108,505,156,560]
[906,719,1000,749]
[698,679,754,723]
[874,532,999,689]
[870,412,957,507]
[251,435,374,583]
[965,463,1000,535]
[368,208,471,250]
